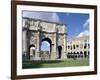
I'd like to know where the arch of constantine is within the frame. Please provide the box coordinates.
[22,17,67,60]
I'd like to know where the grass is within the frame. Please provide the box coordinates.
[22,58,89,69]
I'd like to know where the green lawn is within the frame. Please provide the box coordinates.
[22,58,89,69]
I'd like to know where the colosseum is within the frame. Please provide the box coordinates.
[66,36,90,59]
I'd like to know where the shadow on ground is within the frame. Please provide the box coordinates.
[22,60,64,69]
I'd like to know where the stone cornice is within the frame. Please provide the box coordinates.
[23,17,67,26]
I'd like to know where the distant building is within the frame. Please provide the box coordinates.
[66,36,90,59]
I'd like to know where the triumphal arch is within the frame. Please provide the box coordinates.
[22,17,67,60]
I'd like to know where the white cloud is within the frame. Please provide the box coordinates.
[23,11,60,22]
[76,18,90,38]
[83,18,89,30]
[76,30,89,38]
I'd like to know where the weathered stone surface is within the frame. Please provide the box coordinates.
[22,17,67,60]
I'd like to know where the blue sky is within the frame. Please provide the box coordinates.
[41,41,50,51]
[58,13,89,38]
[23,11,89,51]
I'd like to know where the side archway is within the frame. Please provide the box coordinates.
[58,46,62,59]
[29,44,36,60]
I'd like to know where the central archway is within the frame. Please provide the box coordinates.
[41,41,50,51]
[41,38,52,51]
[40,38,52,60]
